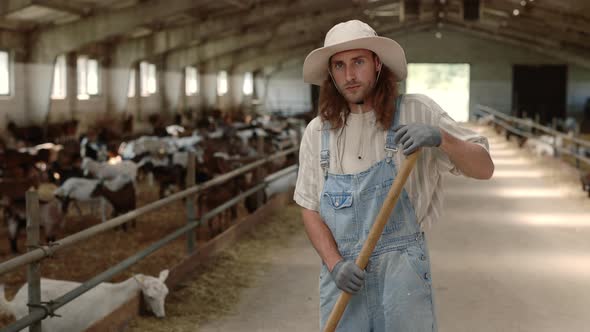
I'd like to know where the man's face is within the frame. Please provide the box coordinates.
[329,49,380,104]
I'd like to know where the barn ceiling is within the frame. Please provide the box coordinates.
[0,0,589,70]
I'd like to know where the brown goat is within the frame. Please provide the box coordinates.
[92,180,136,231]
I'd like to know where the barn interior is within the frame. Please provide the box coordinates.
[0,1,589,331]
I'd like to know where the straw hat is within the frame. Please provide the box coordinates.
[303,20,407,86]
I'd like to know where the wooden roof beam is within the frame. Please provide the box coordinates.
[32,0,92,16]
[479,10,590,51]
[29,0,212,62]
[487,0,590,34]
[111,0,378,67]
[0,0,34,16]
[445,20,590,69]
[204,19,435,73]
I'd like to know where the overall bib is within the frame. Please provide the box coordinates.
[318,96,437,332]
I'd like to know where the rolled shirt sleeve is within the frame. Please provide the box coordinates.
[294,118,321,211]
[418,96,490,176]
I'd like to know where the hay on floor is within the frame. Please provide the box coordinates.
[126,204,303,332]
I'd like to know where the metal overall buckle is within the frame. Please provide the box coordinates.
[384,146,398,163]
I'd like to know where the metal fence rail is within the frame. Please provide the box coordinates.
[475,105,590,168]
[0,147,297,275]
[0,145,299,332]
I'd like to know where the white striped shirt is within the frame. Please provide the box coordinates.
[294,93,490,228]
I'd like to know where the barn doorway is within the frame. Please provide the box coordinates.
[406,63,471,122]
[512,65,567,125]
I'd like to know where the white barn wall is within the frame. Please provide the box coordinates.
[201,72,218,110]
[391,28,590,118]
[1,28,589,131]
[108,67,131,116]
[264,66,311,115]
[230,73,244,110]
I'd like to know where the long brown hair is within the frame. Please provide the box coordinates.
[318,65,399,130]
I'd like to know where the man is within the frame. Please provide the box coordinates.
[294,20,494,331]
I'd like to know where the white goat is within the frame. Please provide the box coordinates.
[119,136,176,160]
[0,269,169,332]
[477,114,495,126]
[53,178,99,202]
[524,135,563,157]
[81,157,138,182]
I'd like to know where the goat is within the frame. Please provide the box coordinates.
[81,157,138,182]
[2,204,26,254]
[524,135,563,157]
[91,175,136,231]
[0,269,169,332]
[6,121,44,146]
[4,197,68,253]
[54,176,135,229]
[0,178,39,253]
[2,183,74,253]
[118,136,175,160]
[53,178,101,216]
[476,114,495,126]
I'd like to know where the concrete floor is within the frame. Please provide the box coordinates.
[199,126,590,332]
[430,127,590,332]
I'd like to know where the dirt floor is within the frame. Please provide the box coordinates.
[0,181,246,328]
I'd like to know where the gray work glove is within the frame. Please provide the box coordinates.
[393,124,442,155]
[330,260,365,294]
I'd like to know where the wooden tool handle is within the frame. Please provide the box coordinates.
[323,150,421,332]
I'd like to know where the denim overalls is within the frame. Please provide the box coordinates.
[318,96,437,331]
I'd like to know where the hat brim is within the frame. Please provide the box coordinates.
[303,36,407,86]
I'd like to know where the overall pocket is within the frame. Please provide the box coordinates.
[320,191,357,243]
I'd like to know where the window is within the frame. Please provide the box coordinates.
[140,61,157,97]
[51,55,67,99]
[242,71,253,96]
[407,63,470,122]
[128,69,136,98]
[87,59,99,95]
[185,66,199,96]
[0,50,10,95]
[217,70,228,96]
[77,56,100,100]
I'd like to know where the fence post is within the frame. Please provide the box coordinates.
[185,152,196,254]
[26,190,42,332]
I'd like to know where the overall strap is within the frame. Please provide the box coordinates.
[320,121,331,178]
[385,94,404,163]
